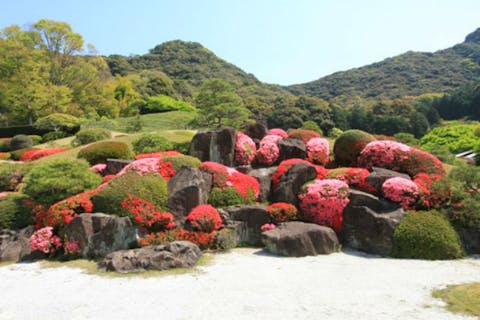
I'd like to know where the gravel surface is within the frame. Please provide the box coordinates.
[1,248,479,320]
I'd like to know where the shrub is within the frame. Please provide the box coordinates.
[256,134,282,165]
[298,179,350,232]
[120,194,175,232]
[139,229,215,250]
[0,162,32,191]
[392,211,464,260]
[186,204,222,233]
[9,148,37,161]
[42,131,67,142]
[0,139,9,152]
[9,134,33,151]
[162,155,200,171]
[19,148,68,161]
[333,129,375,167]
[125,115,144,133]
[382,177,420,209]
[288,129,321,143]
[301,120,323,135]
[268,128,288,138]
[29,135,43,145]
[235,132,257,165]
[117,158,175,180]
[266,202,298,223]
[0,193,33,230]
[77,141,134,165]
[34,113,80,132]
[23,159,102,206]
[141,94,197,114]
[306,137,330,165]
[420,123,479,153]
[91,172,168,216]
[172,141,191,154]
[135,150,182,160]
[326,167,374,193]
[132,133,174,154]
[0,152,10,160]
[71,128,112,146]
[29,226,62,255]
[394,132,419,146]
[329,127,343,139]
[208,187,251,207]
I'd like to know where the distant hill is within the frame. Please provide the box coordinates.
[286,28,480,103]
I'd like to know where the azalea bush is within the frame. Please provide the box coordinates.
[266,202,298,223]
[117,158,175,180]
[287,129,320,143]
[120,194,175,232]
[298,179,350,232]
[235,132,257,165]
[306,137,330,165]
[268,128,288,139]
[77,141,134,165]
[29,226,62,255]
[139,229,216,250]
[326,167,374,193]
[256,134,282,165]
[186,204,222,233]
[382,177,420,210]
[19,148,68,161]
[333,129,375,167]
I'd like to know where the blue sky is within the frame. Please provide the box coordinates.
[1,0,479,85]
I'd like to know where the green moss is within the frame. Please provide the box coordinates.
[433,282,480,317]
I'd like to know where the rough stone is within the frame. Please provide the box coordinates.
[271,163,317,206]
[189,127,237,166]
[262,222,339,257]
[167,167,212,225]
[248,166,277,202]
[341,206,405,256]
[456,227,480,254]
[104,158,133,175]
[348,189,400,212]
[0,227,34,262]
[279,138,307,161]
[98,241,202,273]
[366,167,411,195]
[222,205,270,246]
[243,122,268,141]
[188,131,212,162]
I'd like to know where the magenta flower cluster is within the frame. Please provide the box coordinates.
[382,177,419,209]
[306,137,330,165]
[235,132,257,165]
[29,226,62,254]
[358,140,412,171]
[268,128,288,139]
[256,134,282,165]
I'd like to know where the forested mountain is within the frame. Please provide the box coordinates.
[287,28,480,104]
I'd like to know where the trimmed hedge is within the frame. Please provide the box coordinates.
[71,128,112,146]
[132,133,174,154]
[208,187,252,207]
[333,129,375,167]
[0,193,33,230]
[0,125,50,138]
[9,135,33,151]
[393,211,465,260]
[163,155,200,171]
[92,172,168,216]
[77,141,134,165]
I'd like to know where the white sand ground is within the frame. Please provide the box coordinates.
[1,248,479,320]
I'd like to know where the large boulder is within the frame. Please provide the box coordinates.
[262,222,339,257]
[243,122,268,142]
[248,167,277,202]
[366,167,411,195]
[104,159,132,175]
[221,205,270,246]
[271,163,317,206]
[60,213,138,259]
[167,167,212,225]
[98,241,201,273]
[279,139,307,161]
[456,227,480,254]
[348,189,400,212]
[189,127,237,166]
[0,227,34,262]
[341,206,405,256]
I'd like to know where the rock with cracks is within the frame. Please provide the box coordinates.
[98,241,202,273]
[248,166,277,202]
[365,167,411,196]
[271,163,317,206]
[278,138,307,161]
[0,227,35,262]
[189,127,237,166]
[221,205,270,246]
[262,221,339,257]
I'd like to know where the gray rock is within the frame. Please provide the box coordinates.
[243,122,268,141]
[248,166,277,202]
[279,139,307,161]
[105,158,132,175]
[262,222,339,257]
[341,206,405,256]
[366,167,411,195]
[167,167,212,225]
[456,227,480,254]
[188,130,212,162]
[98,241,202,273]
[271,163,317,206]
[60,213,139,259]
[348,189,400,212]
[0,227,34,262]
[222,205,271,246]
[189,127,237,166]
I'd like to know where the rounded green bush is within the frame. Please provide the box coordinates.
[77,141,133,165]
[208,187,251,207]
[42,131,68,142]
[72,128,112,146]
[333,129,375,166]
[132,133,174,154]
[0,193,33,230]
[9,135,33,151]
[0,140,10,152]
[0,162,33,191]
[23,159,102,206]
[393,211,465,260]
[29,135,43,145]
[92,172,168,216]
[163,155,200,171]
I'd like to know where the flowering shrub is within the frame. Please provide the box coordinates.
[256,135,282,165]
[268,128,288,139]
[121,194,175,232]
[63,240,81,256]
[199,161,229,187]
[186,204,222,233]
[412,173,444,208]
[102,174,116,183]
[118,158,175,180]
[298,179,350,232]
[19,148,68,161]
[235,132,257,165]
[266,202,298,223]
[35,190,95,230]
[333,129,375,167]
[29,226,62,254]
[401,149,445,177]
[382,177,420,210]
[135,150,182,160]
[139,229,215,250]
[326,167,374,193]
[90,163,107,174]
[306,138,330,165]
[261,223,276,232]
[288,129,321,143]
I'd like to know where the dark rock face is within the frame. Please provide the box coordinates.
[60,213,138,259]
[98,241,202,273]
[456,227,480,254]
[167,167,212,225]
[262,222,339,257]
[248,167,277,202]
[222,205,270,246]
[189,127,237,166]
[243,122,268,141]
[104,159,133,175]
[348,189,400,212]
[366,167,411,195]
[271,163,317,206]
[341,206,405,256]
[0,227,33,262]
[278,139,306,161]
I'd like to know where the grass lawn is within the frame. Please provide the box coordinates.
[433,282,480,317]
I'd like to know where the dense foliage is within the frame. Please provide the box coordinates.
[132,133,174,154]
[77,141,133,165]
[0,193,33,229]
[72,128,112,146]
[333,130,375,166]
